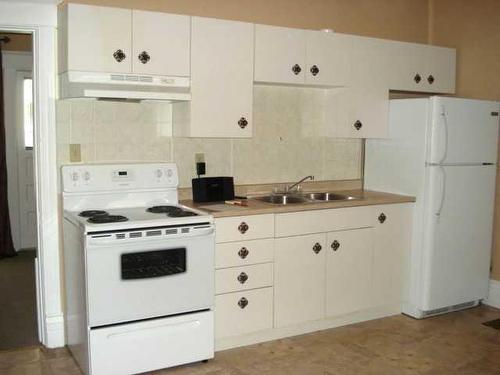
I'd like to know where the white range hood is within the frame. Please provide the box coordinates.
[59,71,191,101]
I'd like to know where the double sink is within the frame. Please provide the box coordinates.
[255,192,361,205]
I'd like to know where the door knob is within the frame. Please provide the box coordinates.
[237,272,249,284]
[378,213,387,223]
[310,65,320,76]
[414,73,422,83]
[138,51,151,64]
[313,242,322,254]
[238,222,249,234]
[238,117,248,129]
[238,297,248,309]
[354,120,363,131]
[427,75,435,84]
[331,240,340,251]
[238,247,249,259]
[292,64,302,75]
[113,49,126,62]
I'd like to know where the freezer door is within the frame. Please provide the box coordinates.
[420,165,496,311]
[427,97,499,164]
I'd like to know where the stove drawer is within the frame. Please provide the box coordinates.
[215,214,274,243]
[215,263,273,294]
[89,311,214,375]
[216,238,274,269]
[215,287,273,338]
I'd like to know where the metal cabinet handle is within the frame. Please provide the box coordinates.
[427,75,435,84]
[238,117,248,129]
[354,120,363,131]
[310,65,320,76]
[238,297,248,309]
[331,240,340,251]
[113,49,126,62]
[378,213,387,224]
[292,64,302,75]
[138,51,151,64]
[238,222,249,234]
[313,242,322,254]
[414,73,422,83]
[237,272,248,284]
[238,247,249,259]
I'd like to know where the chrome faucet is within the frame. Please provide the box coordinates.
[286,175,314,193]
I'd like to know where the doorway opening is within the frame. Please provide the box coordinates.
[0,31,39,350]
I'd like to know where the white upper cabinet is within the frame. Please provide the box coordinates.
[305,31,351,86]
[254,25,306,85]
[174,17,254,138]
[131,10,190,76]
[59,3,132,74]
[59,4,190,77]
[254,25,348,87]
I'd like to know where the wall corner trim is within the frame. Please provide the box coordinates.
[45,315,65,348]
[484,279,500,309]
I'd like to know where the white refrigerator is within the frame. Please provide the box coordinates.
[365,96,499,318]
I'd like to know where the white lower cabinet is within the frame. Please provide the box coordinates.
[214,203,413,346]
[215,288,273,339]
[274,234,326,327]
[326,228,374,316]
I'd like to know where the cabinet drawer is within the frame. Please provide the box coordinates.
[215,263,273,295]
[215,214,274,243]
[215,238,274,269]
[215,287,273,339]
[275,206,373,237]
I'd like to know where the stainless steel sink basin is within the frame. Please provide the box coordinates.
[303,192,360,201]
[256,194,310,205]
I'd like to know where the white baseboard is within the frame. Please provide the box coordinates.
[484,279,500,309]
[44,315,65,348]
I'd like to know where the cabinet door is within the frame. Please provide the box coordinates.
[385,41,424,92]
[274,234,326,327]
[254,24,306,85]
[132,10,190,76]
[305,31,350,87]
[424,46,456,94]
[64,4,132,73]
[326,228,374,317]
[189,17,254,137]
[331,86,389,138]
[372,204,413,307]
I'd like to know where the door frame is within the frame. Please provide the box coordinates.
[0,2,62,348]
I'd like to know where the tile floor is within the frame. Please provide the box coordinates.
[1,305,499,375]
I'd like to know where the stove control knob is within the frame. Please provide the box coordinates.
[84,171,91,181]
[156,169,163,178]
[71,171,79,182]
[166,169,173,178]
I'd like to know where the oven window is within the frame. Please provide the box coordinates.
[121,248,186,280]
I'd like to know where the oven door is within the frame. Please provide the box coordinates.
[85,225,214,327]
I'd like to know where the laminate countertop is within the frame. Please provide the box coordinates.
[181,189,415,218]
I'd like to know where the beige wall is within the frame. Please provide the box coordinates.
[431,0,500,281]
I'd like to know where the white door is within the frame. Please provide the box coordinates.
[189,17,254,137]
[65,4,132,73]
[421,165,496,310]
[274,234,326,327]
[428,97,499,164]
[305,31,350,87]
[132,10,190,76]
[325,228,374,317]
[16,73,37,249]
[254,24,306,85]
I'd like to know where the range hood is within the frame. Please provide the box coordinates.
[59,71,191,101]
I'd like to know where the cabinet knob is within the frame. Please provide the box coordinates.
[313,242,322,254]
[238,247,249,259]
[237,272,249,284]
[238,117,248,129]
[427,75,435,84]
[292,64,302,75]
[238,297,249,309]
[354,120,363,131]
[138,51,151,64]
[113,49,126,62]
[414,73,422,83]
[238,222,249,234]
[310,65,320,76]
[331,240,340,251]
[378,213,387,224]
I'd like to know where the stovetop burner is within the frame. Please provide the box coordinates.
[87,215,129,224]
[168,210,198,218]
[147,205,182,214]
[79,210,108,217]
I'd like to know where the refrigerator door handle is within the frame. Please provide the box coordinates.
[438,105,449,164]
[435,166,446,219]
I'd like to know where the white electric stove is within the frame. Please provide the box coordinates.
[62,163,215,375]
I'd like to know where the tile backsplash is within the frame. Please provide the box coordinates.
[56,86,361,188]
